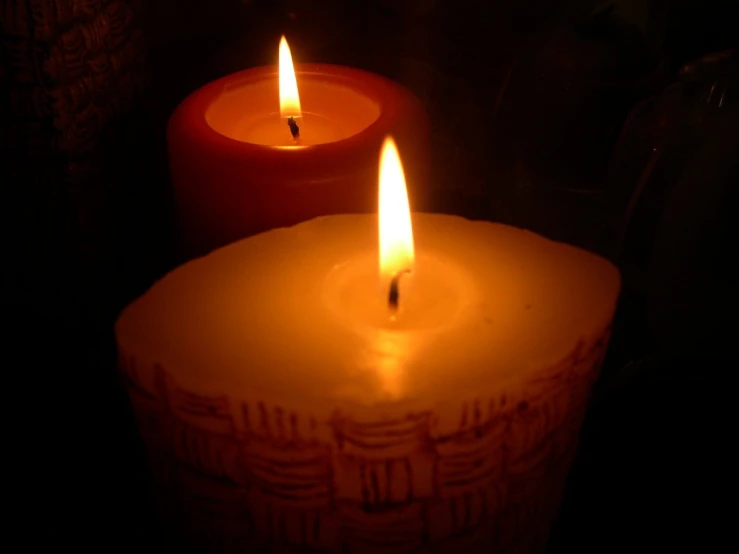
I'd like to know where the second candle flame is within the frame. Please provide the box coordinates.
[279,36,302,119]
[379,136,414,311]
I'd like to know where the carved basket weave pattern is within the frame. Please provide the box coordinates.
[118,327,610,554]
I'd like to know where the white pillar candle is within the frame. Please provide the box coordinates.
[117,140,620,553]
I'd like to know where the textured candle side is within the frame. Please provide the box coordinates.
[117,324,610,553]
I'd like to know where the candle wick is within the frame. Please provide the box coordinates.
[388,268,411,312]
[287,117,300,140]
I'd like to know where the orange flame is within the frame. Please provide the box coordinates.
[279,36,302,119]
[379,137,414,284]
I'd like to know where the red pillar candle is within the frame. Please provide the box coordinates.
[168,38,430,258]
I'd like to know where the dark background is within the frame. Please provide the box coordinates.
[2,0,736,551]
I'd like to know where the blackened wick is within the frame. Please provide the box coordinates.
[287,117,300,139]
[388,268,412,312]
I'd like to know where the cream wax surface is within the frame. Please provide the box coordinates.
[116,213,620,415]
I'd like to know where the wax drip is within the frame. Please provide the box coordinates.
[287,117,300,139]
[388,268,412,313]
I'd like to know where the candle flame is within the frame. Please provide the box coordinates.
[279,36,302,119]
[379,137,414,286]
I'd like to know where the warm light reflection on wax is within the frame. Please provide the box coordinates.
[278,36,302,119]
[373,329,407,400]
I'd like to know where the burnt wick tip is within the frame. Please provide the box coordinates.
[388,279,400,311]
[287,117,300,139]
[387,269,411,312]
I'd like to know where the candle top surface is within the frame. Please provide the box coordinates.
[206,70,381,146]
[117,214,620,409]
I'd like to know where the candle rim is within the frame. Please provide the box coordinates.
[171,63,426,156]
[117,213,622,410]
